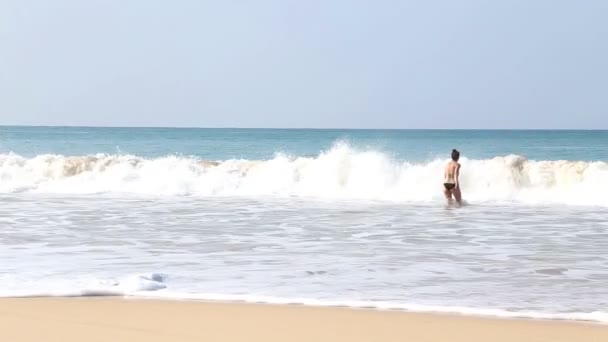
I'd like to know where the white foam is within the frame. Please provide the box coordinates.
[0,273,168,298]
[0,143,607,206]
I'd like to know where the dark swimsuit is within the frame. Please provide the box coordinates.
[443,183,456,191]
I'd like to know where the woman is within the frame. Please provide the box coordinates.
[443,149,462,205]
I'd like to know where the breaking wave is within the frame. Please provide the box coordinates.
[1,143,606,206]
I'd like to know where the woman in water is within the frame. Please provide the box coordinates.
[443,149,462,205]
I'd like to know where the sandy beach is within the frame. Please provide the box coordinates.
[1,298,607,342]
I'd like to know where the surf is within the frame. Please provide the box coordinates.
[0,142,606,206]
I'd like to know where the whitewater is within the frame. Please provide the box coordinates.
[1,143,607,206]
[1,129,608,324]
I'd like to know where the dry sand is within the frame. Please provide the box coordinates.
[1,298,607,342]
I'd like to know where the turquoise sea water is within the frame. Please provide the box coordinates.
[1,126,608,323]
[1,126,607,161]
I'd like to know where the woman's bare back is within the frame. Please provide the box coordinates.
[444,161,460,184]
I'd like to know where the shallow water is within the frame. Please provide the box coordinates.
[2,194,607,321]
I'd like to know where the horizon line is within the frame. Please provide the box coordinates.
[1,125,607,131]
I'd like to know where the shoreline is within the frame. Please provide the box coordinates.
[1,297,607,342]
[4,293,605,324]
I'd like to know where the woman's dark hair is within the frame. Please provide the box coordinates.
[451,149,460,161]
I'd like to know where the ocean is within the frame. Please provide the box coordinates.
[1,126,607,322]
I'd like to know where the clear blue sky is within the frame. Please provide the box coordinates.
[1,0,606,129]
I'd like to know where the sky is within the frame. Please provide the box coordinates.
[0,0,606,129]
